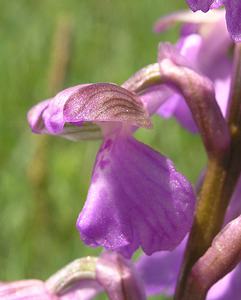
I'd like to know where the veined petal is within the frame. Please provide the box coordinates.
[27,83,151,141]
[63,83,150,128]
[77,133,195,258]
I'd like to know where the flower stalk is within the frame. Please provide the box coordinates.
[174,43,241,300]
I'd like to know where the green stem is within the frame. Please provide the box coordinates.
[174,43,241,300]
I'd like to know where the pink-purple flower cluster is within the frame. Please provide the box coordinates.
[8,2,241,300]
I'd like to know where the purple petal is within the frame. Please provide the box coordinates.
[186,0,216,12]
[64,83,151,129]
[156,36,202,133]
[207,264,241,300]
[139,85,173,116]
[28,98,102,141]
[27,99,51,133]
[155,9,232,131]
[157,25,231,134]
[136,237,187,297]
[154,10,200,33]
[157,93,198,133]
[158,42,194,69]
[96,252,146,300]
[185,0,241,41]
[210,0,224,8]
[0,280,55,300]
[28,83,151,140]
[214,75,231,117]
[0,280,100,300]
[224,0,241,41]
[157,93,179,118]
[172,96,198,133]
[27,85,86,135]
[136,237,241,300]
[77,134,195,258]
[42,85,85,134]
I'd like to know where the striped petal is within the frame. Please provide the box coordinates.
[27,83,151,141]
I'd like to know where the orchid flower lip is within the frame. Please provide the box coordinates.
[76,132,195,258]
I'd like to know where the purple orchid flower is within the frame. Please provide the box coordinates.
[28,82,195,258]
[185,0,241,42]
[154,10,232,133]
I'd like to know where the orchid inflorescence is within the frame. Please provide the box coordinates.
[3,1,241,299]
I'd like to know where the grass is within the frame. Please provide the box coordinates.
[0,0,206,298]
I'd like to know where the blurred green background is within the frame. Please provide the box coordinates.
[0,0,206,297]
